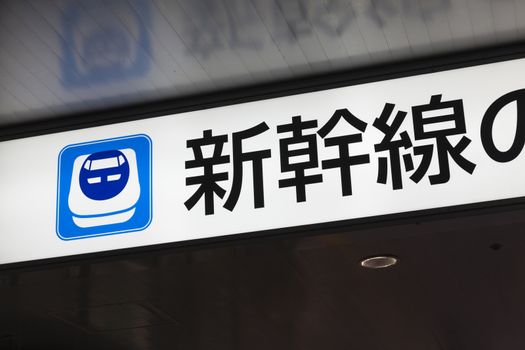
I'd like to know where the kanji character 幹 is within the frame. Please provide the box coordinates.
[277,115,322,202]
[318,108,370,196]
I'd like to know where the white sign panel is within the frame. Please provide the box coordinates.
[1,58,525,265]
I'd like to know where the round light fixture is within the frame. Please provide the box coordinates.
[360,255,398,269]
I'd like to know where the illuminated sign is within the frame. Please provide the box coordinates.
[1,58,525,265]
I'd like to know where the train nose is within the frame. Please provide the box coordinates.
[79,150,130,201]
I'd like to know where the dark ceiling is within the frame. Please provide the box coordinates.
[1,204,525,349]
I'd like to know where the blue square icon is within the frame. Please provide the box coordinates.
[56,134,152,240]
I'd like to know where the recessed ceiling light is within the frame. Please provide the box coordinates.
[360,256,398,269]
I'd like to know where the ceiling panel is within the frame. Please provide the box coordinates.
[0,0,524,127]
